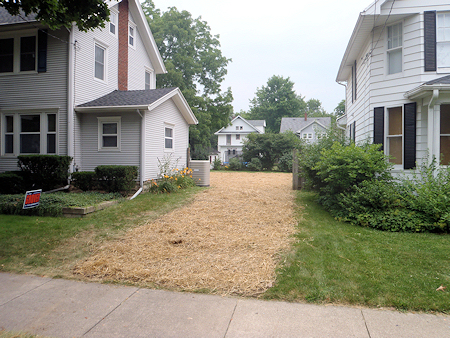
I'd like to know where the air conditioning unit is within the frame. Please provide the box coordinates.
[190,160,210,187]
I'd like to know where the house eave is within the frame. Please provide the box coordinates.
[405,84,450,100]
[75,105,150,113]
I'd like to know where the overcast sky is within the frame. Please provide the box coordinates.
[150,0,368,114]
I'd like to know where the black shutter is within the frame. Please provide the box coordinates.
[354,60,357,101]
[374,107,384,150]
[38,29,47,73]
[353,121,356,142]
[351,66,354,103]
[424,11,436,72]
[404,102,417,170]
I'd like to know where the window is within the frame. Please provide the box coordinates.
[0,38,14,73]
[129,26,135,47]
[165,126,173,150]
[226,134,231,145]
[47,114,56,153]
[440,104,450,165]
[145,70,151,90]
[20,115,40,153]
[387,23,402,74]
[437,13,450,68]
[4,115,14,154]
[98,117,120,150]
[0,35,37,73]
[109,11,117,36]
[387,107,403,165]
[94,44,105,81]
[236,134,240,140]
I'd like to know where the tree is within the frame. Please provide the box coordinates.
[306,99,327,117]
[247,75,306,133]
[334,99,346,117]
[0,0,109,32]
[142,1,233,154]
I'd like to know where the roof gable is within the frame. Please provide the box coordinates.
[75,88,198,125]
[280,117,331,134]
[214,115,263,134]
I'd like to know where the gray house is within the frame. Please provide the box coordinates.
[0,0,197,186]
[280,116,331,143]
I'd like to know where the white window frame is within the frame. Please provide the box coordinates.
[109,10,118,38]
[129,22,136,49]
[1,110,58,156]
[439,104,450,165]
[236,134,240,140]
[144,67,154,89]
[386,22,403,75]
[164,124,174,152]
[437,12,450,71]
[0,29,38,75]
[94,40,107,83]
[385,106,403,167]
[98,116,121,151]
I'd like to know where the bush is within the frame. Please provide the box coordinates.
[277,151,293,173]
[228,157,244,171]
[246,157,262,171]
[71,171,97,191]
[0,171,25,194]
[18,155,72,191]
[212,158,222,170]
[95,165,138,194]
[149,167,195,193]
[313,142,392,210]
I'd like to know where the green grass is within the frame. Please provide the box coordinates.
[0,187,201,276]
[263,191,450,313]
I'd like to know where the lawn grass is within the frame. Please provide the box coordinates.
[0,187,201,277]
[263,191,450,313]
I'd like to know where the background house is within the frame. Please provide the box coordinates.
[280,116,331,143]
[214,116,265,163]
[0,0,197,187]
[337,0,450,173]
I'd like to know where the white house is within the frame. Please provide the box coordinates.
[214,116,265,163]
[337,0,450,173]
[0,0,197,187]
[280,116,331,143]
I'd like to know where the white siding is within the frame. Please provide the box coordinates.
[0,28,69,172]
[128,12,155,90]
[79,112,140,172]
[144,99,190,180]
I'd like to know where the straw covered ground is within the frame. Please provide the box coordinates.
[74,171,297,296]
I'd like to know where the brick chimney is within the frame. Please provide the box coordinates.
[304,113,307,121]
[118,0,128,91]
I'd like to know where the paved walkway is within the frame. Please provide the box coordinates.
[1,273,449,337]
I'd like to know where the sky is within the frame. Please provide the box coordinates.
[150,0,368,114]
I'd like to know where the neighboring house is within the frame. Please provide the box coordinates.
[337,0,450,174]
[0,0,197,187]
[280,116,331,143]
[214,116,265,163]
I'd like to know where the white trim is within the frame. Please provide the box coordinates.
[386,21,403,76]
[129,21,137,49]
[97,116,121,151]
[164,123,175,152]
[109,9,118,38]
[93,39,108,83]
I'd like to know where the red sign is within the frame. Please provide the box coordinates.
[23,189,42,209]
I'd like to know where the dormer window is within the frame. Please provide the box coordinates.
[387,22,402,74]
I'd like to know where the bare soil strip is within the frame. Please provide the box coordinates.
[74,171,296,296]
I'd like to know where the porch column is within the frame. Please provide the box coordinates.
[428,103,441,164]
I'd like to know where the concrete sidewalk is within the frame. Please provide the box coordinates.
[0,273,449,338]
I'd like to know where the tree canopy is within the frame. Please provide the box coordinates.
[142,0,233,154]
[246,75,306,133]
[0,0,109,31]
[334,99,346,117]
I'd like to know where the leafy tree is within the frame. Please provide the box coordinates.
[242,132,302,170]
[0,0,109,32]
[306,99,327,117]
[142,1,233,154]
[247,75,306,133]
[334,99,346,117]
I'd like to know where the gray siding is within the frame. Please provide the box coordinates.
[144,99,189,180]
[0,28,69,172]
[79,112,140,172]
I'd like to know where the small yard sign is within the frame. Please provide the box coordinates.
[23,189,42,209]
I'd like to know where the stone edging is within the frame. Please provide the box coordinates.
[62,200,119,218]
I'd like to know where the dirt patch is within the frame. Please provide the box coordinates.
[74,172,297,296]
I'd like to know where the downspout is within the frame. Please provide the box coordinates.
[67,24,75,172]
[336,81,347,131]
[130,109,145,200]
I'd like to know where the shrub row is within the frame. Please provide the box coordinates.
[72,165,138,195]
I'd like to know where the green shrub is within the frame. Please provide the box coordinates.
[228,157,243,171]
[212,158,222,170]
[18,155,72,191]
[148,167,195,194]
[247,157,262,171]
[277,151,293,173]
[95,165,138,194]
[0,171,25,194]
[313,142,392,210]
[71,171,97,191]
